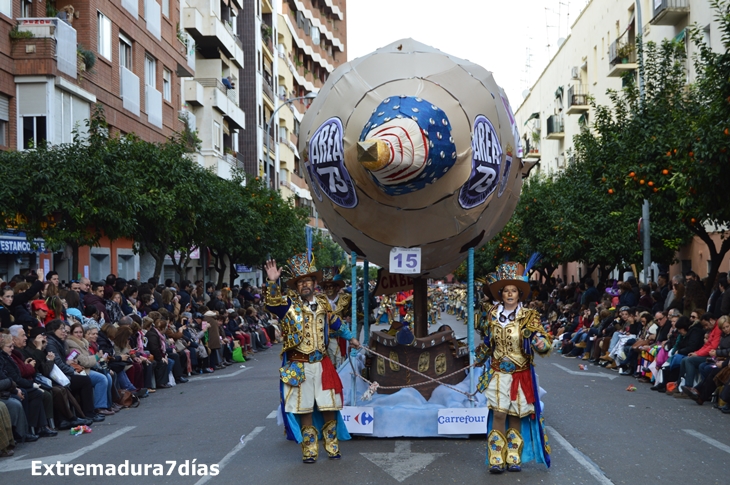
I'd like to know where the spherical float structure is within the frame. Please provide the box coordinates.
[298,39,531,277]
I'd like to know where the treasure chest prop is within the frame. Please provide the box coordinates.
[366,328,469,399]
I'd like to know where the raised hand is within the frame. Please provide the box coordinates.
[264,259,282,282]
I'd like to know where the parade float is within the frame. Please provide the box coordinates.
[295,38,536,437]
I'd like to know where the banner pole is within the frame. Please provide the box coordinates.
[468,247,476,406]
[350,251,358,406]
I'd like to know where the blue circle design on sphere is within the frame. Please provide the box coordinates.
[359,96,456,196]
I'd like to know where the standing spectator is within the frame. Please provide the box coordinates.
[46,271,60,288]
[84,282,110,323]
[718,277,730,319]
[664,274,685,310]
[707,272,727,318]
[10,270,45,328]
[178,280,193,312]
[78,278,91,309]
[580,279,600,307]
[0,287,14,329]
[122,285,139,316]
[666,282,685,315]
[105,291,125,324]
[684,279,707,319]
[638,285,654,310]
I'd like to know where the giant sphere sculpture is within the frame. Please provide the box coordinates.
[298,39,532,277]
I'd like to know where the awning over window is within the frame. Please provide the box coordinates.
[0,233,46,254]
[523,112,540,125]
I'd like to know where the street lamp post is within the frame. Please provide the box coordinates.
[635,1,651,283]
[262,92,317,188]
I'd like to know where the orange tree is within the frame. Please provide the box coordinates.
[575,37,695,281]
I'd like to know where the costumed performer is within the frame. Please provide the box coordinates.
[320,266,351,369]
[474,260,552,474]
[264,255,360,464]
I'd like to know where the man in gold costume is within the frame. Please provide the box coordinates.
[320,266,351,368]
[264,255,360,464]
[475,262,552,474]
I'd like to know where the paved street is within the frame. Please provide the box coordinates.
[2,312,730,484]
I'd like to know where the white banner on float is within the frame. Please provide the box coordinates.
[437,408,489,434]
[341,406,374,434]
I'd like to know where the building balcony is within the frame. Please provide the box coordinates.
[196,78,245,130]
[183,7,243,68]
[608,37,637,77]
[121,66,140,116]
[13,18,77,79]
[145,85,163,128]
[262,78,274,101]
[545,115,564,140]
[651,0,689,26]
[183,79,205,106]
[566,84,589,115]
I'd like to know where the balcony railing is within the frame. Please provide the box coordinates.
[566,84,589,114]
[608,37,637,66]
[121,66,140,116]
[651,0,690,26]
[262,79,274,101]
[546,115,564,139]
[608,34,638,77]
[17,18,77,78]
[196,77,239,107]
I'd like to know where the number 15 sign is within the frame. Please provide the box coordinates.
[389,247,421,275]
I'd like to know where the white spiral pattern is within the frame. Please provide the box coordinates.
[362,118,429,186]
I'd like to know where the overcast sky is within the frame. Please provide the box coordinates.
[347,0,589,110]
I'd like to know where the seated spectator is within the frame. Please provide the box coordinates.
[21,326,90,429]
[145,314,177,388]
[659,316,705,394]
[66,324,116,416]
[82,306,101,331]
[44,319,103,422]
[0,400,15,456]
[0,372,32,442]
[0,333,56,437]
[684,315,730,404]
[7,325,55,428]
[84,282,110,324]
[671,313,721,397]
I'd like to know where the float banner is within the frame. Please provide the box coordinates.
[341,406,374,434]
[437,408,489,434]
[372,267,414,296]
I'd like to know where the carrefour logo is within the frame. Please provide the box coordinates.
[354,412,373,426]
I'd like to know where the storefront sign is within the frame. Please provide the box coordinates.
[0,234,46,253]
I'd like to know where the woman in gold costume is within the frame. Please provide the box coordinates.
[474,261,552,474]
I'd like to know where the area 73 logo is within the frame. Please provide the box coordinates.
[306,117,358,209]
[458,115,502,209]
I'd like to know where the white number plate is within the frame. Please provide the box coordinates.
[389,247,421,275]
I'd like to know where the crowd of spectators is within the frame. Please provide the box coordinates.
[529,271,730,417]
[0,270,279,457]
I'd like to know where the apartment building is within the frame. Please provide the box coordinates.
[181,0,245,181]
[0,0,193,282]
[274,0,345,228]
[514,0,725,282]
